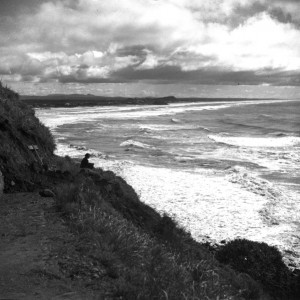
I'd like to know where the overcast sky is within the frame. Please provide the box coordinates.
[1,0,300,96]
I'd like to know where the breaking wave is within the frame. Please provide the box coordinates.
[120,139,154,149]
[208,135,300,148]
[171,118,182,123]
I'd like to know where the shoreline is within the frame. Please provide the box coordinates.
[52,140,300,272]
[21,94,283,108]
[2,82,300,299]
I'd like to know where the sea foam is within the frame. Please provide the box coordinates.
[120,140,155,149]
[208,135,300,148]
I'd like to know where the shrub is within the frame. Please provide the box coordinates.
[216,239,300,298]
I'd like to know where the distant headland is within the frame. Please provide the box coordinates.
[20,94,279,108]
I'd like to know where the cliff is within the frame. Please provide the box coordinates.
[0,82,55,192]
[1,83,299,299]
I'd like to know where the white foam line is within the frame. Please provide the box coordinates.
[35,102,236,130]
[93,161,290,243]
[209,135,300,148]
[53,140,300,267]
[36,99,297,131]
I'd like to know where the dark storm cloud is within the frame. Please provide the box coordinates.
[275,0,300,3]
[1,0,300,88]
[110,65,300,86]
[58,76,128,84]
[228,0,300,27]
[115,46,150,58]
[227,1,294,27]
[269,7,292,24]
[0,0,50,16]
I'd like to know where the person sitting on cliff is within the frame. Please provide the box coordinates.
[80,153,94,169]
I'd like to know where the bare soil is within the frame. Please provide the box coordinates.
[0,193,106,300]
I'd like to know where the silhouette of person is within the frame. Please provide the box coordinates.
[80,153,94,169]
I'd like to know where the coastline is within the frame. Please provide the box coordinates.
[20,94,281,108]
[37,102,300,272]
[54,142,300,272]
[1,83,300,299]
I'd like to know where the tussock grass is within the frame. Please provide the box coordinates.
[55,173,262,299]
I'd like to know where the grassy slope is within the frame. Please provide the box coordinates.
[55,168,261,299]
[0,82,55,192]
[54,166,300,299]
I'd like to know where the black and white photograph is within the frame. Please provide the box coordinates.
[0,0,300,299]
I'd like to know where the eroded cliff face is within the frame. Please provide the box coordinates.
[0,83,55,192]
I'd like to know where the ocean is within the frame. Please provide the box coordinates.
[36,99,300,267]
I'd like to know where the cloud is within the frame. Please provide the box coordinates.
[109,64,300,86]
[229,1,299,27]
[1,0,300,86]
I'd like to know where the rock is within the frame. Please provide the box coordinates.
[39,189,55,197]
[0,170,3,200]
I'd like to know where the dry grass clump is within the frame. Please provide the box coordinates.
[55,174,261,299]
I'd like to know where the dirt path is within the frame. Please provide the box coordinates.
[0,193,96,300]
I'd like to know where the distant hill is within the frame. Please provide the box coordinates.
[20,94,278,108]
[20,94,178,107]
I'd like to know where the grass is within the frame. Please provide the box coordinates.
[0,82,55,153]
[54,169,262,299]
[0,81,55,191]
[2,82,298,298]
[216,239,300,299]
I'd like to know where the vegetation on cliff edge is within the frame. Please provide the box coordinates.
[54,167,261,299]
[1,83,300,299]
[0,82,55,191]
